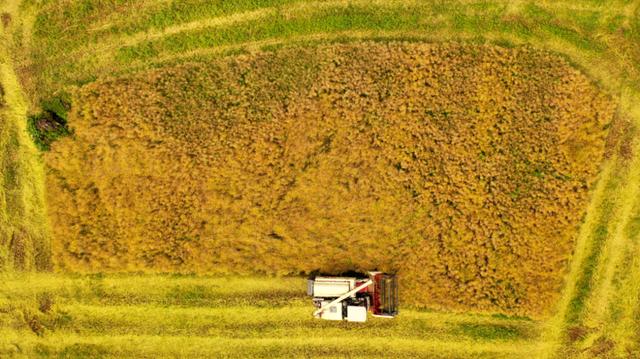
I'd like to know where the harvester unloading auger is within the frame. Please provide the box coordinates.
[307,272,398,322]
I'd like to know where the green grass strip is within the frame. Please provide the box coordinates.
[116,4,470,63]
[563,165,623,325]
[31,0,305,49]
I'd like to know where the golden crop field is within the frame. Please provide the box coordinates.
[1,0,640,358]
[45,43,614,318]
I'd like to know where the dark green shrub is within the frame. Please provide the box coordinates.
[28,94,72,151]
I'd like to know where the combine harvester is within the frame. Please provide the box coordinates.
[307,272,398,322]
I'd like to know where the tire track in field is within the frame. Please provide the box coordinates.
[580,102,640,357]
[65,0,618,62]
[127,25,611,90]
[0,0,51,272]
[58,6,273,71]
[567,150,639,357]
[537,93,640,356]
[64,0,424,62]
[535,160,616,359]
[4,273,539,328]
[54,303,538,341]
[86,0,175,34]
[609,152,640,354]
[51,0,449,88]
[5,332,544,358]
[580,103,640,326]
[47,0,625,93]
[72,0,623,86]
[2,273,545,357]
[610,212,640,356]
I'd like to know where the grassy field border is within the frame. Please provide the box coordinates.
[0,0,49,272]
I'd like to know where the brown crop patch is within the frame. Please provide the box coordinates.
[604,117,635,162]
[566,325,591,343]
[1,13,11,29]
[45,42,615,316]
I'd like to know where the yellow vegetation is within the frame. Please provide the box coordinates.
[45,43,615,317]
[0,8,50,272]
[0,272,542,358]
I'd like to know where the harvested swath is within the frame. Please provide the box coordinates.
[45,42,615,317]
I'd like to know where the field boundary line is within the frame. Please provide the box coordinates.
[122,28,612,88]
[582,133,640,329]
[535,160,615,359]
[608,202,640,356]
[50,0,625,66]
[64,0,426,62]
[0,0,50,272]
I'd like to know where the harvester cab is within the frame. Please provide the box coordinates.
[307,272,398,322]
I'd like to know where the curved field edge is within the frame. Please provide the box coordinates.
[21,0,640,99]
[1,0,639,358]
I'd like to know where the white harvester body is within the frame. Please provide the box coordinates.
[312,277,356,297]
[307,272,398,322]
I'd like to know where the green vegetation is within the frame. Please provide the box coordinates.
[564,168,622,325]
[0,3,49,272]
[27,95,72,151]
[115,6,429,62]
